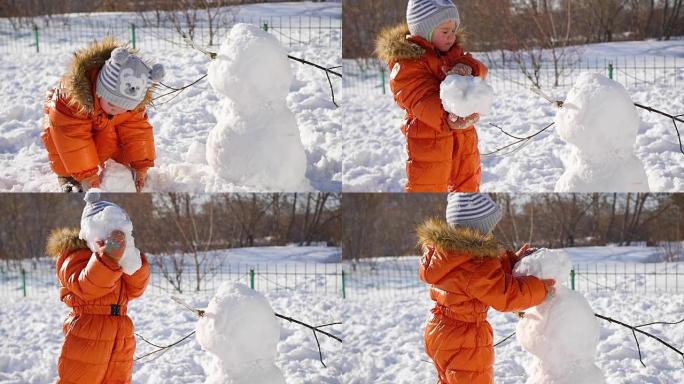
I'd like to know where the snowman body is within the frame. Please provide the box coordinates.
[205,24,308,191]
[514,249,606,384]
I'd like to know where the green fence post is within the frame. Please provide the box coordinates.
[608,63,614,80]
[21,268,27,297]
[570,269,575,291]
[341,270,346,299]
[262,22,269,32]
[130,23,136,49]
[249,268,255,289]
[380,67,387,95]
[33,25,39,53]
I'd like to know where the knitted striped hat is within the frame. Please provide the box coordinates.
[81,190,123,221]
[406,0,460,42]
[446,193,502,235]
[96,47,165,111]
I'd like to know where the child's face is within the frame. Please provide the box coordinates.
[99,98,128,115]
[431,20,457,52]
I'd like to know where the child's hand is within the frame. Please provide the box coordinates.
[447,113,480,130]
[448,63,473,76]
[134,168,148,192]
[515,243,538,262]
[96,230,126,263]
[542,279,556,297]
[81,173,101,190]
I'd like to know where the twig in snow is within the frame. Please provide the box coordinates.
[633,103,684,155]
[134,330,197,362]
[481,122,555,157]
[493,331,517,348]
[594,313,684,367]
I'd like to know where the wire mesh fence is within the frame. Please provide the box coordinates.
[0,15,341,54]
[340,258,684,299]
[3,259,682,299]
[0,262,345,299]
[344,56,684,96]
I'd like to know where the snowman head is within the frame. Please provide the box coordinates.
[554,73,639,156]
[208,24,292,105]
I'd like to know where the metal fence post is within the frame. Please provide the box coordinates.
[570,268,575,291]
[262,22,269,32]
[130,23,136,49]
[33,25,39,53]
[380,67,387,95]
[21,268,27,297]
[249,268,255,289]
[608,63,614,80]
[341,270,346,299]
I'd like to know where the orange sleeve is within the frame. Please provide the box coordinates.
[466,258,547,312]
[390,60,448,133]
[47,98,99,178]
[116,110,156,170]
[122,253,150,299]
[58,251,122,301]
[419,246,462,284]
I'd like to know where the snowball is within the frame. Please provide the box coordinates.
[99,160,136,192]
[513,248,571,284]
[554,73,649,192]
[79,192,142,275]
[205,24,308,190]
[514,248,605,384]
[196,283,285,384]
[440,75,493,117]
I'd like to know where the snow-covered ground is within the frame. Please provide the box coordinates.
[0,289,343,384]
[342,39,684,192]
[340,291,684,384]
[340,245,684,384]
[0,245,343,383]
[0,1,341,192]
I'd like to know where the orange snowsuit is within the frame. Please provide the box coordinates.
[417,219,548,384]
[377,24,489,192]
[47,228,150,384]
[41,38,156,182]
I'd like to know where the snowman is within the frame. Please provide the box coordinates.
[195,282,286,384]
[554,73,649,192]
[205,23,309,191]
[514,248,606,384]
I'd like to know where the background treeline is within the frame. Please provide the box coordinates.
[342,193,684,261]
[343,0,684,58]
[0,0,329,18]
[0,193,341,266]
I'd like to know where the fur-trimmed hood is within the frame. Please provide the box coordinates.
[62,37,155,115]
[416,218,500,259]
[376,23,465,63]
[46,227,88,258]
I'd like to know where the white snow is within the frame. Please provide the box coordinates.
[439,75,493,117]
[206,24,309,191]
[554,73,649,192]
[79,192,142,275]
[514,249,606,384]
[0,1,341,192]
[99,159,138,192]
[342,39,684,192]
[196,283,285,384]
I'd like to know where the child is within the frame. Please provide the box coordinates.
[417,193,555,384]
[47,193,150,383]
[377,0,488,192]
[42,37,165,192]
